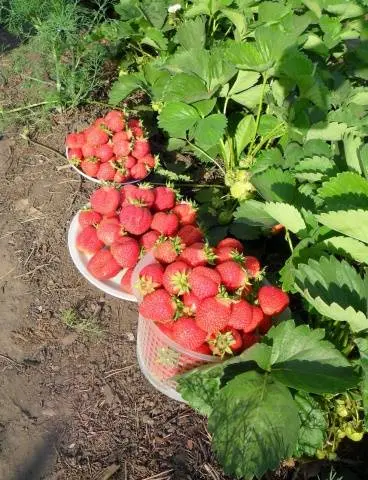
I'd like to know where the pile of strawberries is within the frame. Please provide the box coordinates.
[66,110,156,183]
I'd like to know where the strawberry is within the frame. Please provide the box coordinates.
[208,327,243,357]
[188,268,219,300]
[96,218,125,246]
[171,317,207,351]
[120,268,134,294]
[139,230,160,250]
[66,132,85,149]
[217,238,244,252]
[215,247,244,264]
[87,249,121,279]
[196,297,232,333]
[113,140,131,157]
[194,343,212,355]
[97,161,116,181]
[258,314,272,335]
[128,118,144,137]
[228,299,253,331]
[177,225,204,246]
[94,117,109,129]
[85,126,109,146]
[172,202,197,226]
[242,332,260,350]
[132,139,150,159]
[119,155,136,169]
[113,131,130,143]
[111,237,140,268]
[216,260,249,292]
[138,153,156,168]
[67,148,83,163]
[162,261,191,295]
[76,225,104,254]
[154,236,184,264]
[180,242,216,267]
[131,162,149,180]
[192,266,221,285]
[80,158,100,177]
[139,288,176,323]
[136,263,164,295]
[81,143,97,158]
[247,306,267,333]
[119,205,152,235]
[244,256,262,279]
[90,187,120,216]
[96,144,114,163]
[182,292,201,315]
[79,209,102,228]
[113,168,130,183]
[258,285,289,316]
[105,111,125,133]
[123,184,155,208]
[151,211,179,236]
[106,110,125,121]
[153,186,176,211]
[128,118,141,129]
[158,323,175,338]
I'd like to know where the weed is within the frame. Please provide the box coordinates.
[61,307,104,338]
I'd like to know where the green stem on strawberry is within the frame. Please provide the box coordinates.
[285,229,294,253]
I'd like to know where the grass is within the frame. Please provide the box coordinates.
[61,307,104,338]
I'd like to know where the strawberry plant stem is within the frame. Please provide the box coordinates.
[0,101,58,114]
[248,74,268,157]
[186,140,226,175]
[285,229,294,253]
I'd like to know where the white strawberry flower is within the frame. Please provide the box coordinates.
[168,3,182,13]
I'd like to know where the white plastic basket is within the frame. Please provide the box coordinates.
[67,211,137,302]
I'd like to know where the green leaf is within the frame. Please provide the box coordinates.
[231,84,269,110]
[141,27,168,50]
[220,8,247,39]
[355,338,368,428]
[343,133,363,174]
[294,255,368,332]
[162,73,209,103]
[306,122,348,141]
[209,371,300,479]
[227,41,273,72]
[234,115,256,154]
[194,114,227,149]
[140,0,168,29]
[108,74,144,105]
[302,0,322,18]
[317,210,368,244]
[294,392,327,457]
[251,167,298,203]
[268,319,360,393]
[294,156,337,182]
[114,0,140,20]
[192,98,216,118]
[167,138,186,151]
[258,114,284,137]
[258,1,291,22]
[252,148,284,174]
[234,199,278,228]
[318,172,368,199]
[264,202,306,234]
[158,102,200,138]
[322,236,368,264]
[229,222,263,240]
[175,16,206,50]
[228,70,260,96]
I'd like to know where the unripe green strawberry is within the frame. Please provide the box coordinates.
[196,297,231,333]
[139,288,176,323]
[171,317,207,350]
[258,285,289,316]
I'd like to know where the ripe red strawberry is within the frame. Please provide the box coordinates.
[97,161,116,181]
[128,118,141,129]
[112,131,130,143]
[128,118,144,137]
[188,268,219,300]
[96,218,125,246]
[158,323,175,338]
[242,332,260,350]
[106,110,124,121]
[76,225,104,254]
[113,168,130,183]
[120,268,134,294]
[67,148,83,163]
[87,249,121,279]
[123,184,155,208]
[209,327,243,357]
[131,162,149,180]
[139,288,176,323]
[113,140,131,157]
[244,256,262,278]
[163,261,191,295]
[119,155,136,169]
[177,225,204,246]
[151,212,179,236]
[247,306,268,333]
[195,343,212,355]
[111,237,140,268]
[196,297,232,333]
[153,186,176,211]
[192,266,221,285]
[139,230,160,250]
[66,132,85,149]
[154,236,184,264]
[180,242,216,267]
[132,139,150,159]
[90,187,120,216]
[258,314,272,334]
[258,285,289,316]
[119,205,152,235]
[138,153,156,168]
[217,238,244,252]
[95,144,114,162]
[81,143,97,158]
[182,292,201,315]
[94,117,108,129]
[85,126,109,146]
[216,261,249,292]
[215,246,244,264]
[105,111,125,133]
[79,209,102,228]
[172,202,197,226]
[136,263,164,295]
[228,299,253,331]
[172,317,207,350]
[80,158,100,177]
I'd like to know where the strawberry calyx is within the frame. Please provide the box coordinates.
[169,270,190,295]
[135,276,161,296]
[208,330,238,357]
[203,243,217,264]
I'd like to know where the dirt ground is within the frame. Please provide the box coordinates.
[0,108,234,480]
